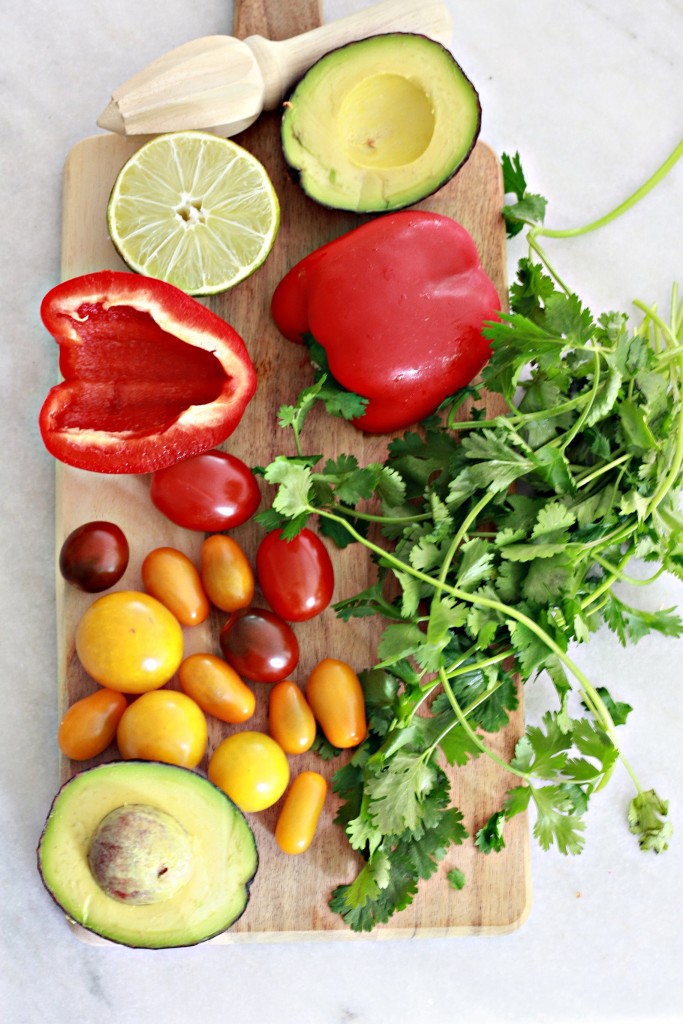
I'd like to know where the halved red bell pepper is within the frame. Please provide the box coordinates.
[39,270,257,474]
[271,211,500,433]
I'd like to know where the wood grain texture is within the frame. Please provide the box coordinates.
[55,0,530,941]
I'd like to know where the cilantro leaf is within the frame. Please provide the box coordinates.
[475,810,507,853]
[501,152,547,237]
[628,790,673,853]
[447,867,466,890]
[263,458,313,518]
[531,784,586,854]
[512,713,572,778]
[365,752,440,835]
[602,592,683,646]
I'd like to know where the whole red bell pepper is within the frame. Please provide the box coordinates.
[39,270,257,474]
[271,211,500,433]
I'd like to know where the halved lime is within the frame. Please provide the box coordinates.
[107,131,280,296]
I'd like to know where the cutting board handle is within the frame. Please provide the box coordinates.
[244,0,453,109]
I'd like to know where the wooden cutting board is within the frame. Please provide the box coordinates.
[54,0,530,939]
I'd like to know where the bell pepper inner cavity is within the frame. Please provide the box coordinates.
[54,301,227,434]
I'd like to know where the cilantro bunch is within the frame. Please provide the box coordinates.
[260,142,683,931]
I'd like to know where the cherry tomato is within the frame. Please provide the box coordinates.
[219,607,299,683]
[256,528,334,622]
[200,534,254,613]
[59,521,129,593]
[306,658,367,749]
[57,688,128,761]
[75,591,184,693]
[150,449,261,532]
[178,653,255,724]
[116,689,208,768]
[275,771,327,855]
[141,546,210,626]
[268,679,316,754]
[208,731,289,812]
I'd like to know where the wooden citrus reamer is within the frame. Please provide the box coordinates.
[97,0,452,137]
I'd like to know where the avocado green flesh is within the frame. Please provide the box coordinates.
[37,761,258,949]
[281,33,481,213]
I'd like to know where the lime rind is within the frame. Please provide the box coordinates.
[107,131,280,296]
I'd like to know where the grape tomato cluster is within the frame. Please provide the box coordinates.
[57,450,366,857]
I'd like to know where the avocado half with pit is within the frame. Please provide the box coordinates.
[280,33,482,213]
[37,761,258,949]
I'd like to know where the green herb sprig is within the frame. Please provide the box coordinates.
[259,140,683,931]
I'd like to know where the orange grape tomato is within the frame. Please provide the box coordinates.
[141,547,210,626]
[200,534,255,613]
[306,658,367,749]
[75,590,184,693]
[178,653,255,724]
[116,689,208,768]
[208,731,289,813]
[275,771,327,855]
[57,688,128,761]
[268,679,316,754]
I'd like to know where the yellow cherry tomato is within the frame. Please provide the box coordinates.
[116,689,208,768]
[275,771,327,855]
[75,590,184,693]
[141,547,209,626]
[306,658,367,749]
[208,731,289,812]
[268,679,316,754]
[58,688,128,761]
[178,653,255,724]
[200,534,254,613]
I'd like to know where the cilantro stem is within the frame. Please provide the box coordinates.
[443,647,512,681]
[436,666,529,780]
[633,297,683,517]
[594,552,666,587]
[558,351,601,453]
[438,492,494,585]
[574,452,631,489]
[533,138,683,242]
[327,501,431,526]
[527,234,573,295]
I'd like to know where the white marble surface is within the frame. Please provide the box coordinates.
[2,0,683,1021]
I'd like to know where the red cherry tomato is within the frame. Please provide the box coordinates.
[256,528,334,622]
[149,449,261,531]
[59,521,129,593]
[219,607,299,683]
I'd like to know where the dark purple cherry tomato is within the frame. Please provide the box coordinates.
[219,607,299,683]
[149,449,261,532]
[256,528,334,622]
[59,521,129,593]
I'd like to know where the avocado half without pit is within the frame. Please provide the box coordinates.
[280,33,482,213]
[37,761,258,949]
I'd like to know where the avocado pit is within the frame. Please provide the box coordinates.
[88,804,193,905]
